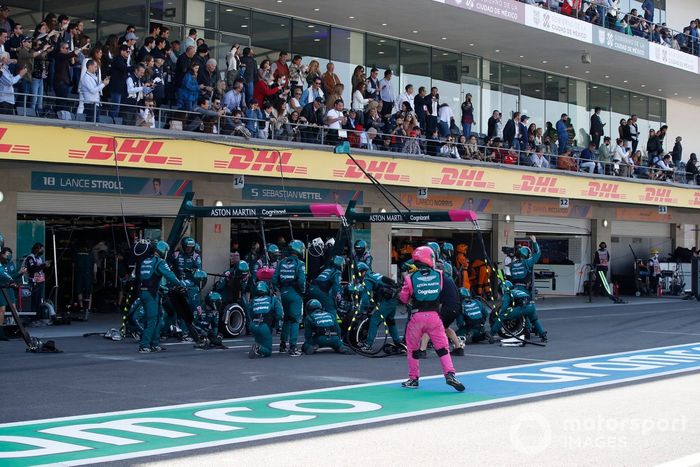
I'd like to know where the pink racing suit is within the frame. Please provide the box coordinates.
[400,268,456,380]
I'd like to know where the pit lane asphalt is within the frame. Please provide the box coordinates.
[2,297,699,424]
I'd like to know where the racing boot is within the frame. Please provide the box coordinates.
[417,349,427,359]
[540,331,548,343]
[395,342,407,353]
[445,372,465,392]
[138,346,152,353]
[288,346,302,357]
[338,346,353,355]
[401,378,419,389]
[151,345,167,352]
[248,343,261,359]
[451,346,465,356]
[359,343,373,352]
[304,344,319,355]
[209,336,228,349]
[279,342,287,353]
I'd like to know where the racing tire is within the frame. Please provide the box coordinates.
[488,303,526,338]
[221,303,246,337]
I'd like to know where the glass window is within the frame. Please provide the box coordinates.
[98,22,132,44]
[545,74,567,133]
[100,0,146,26]
[185,0,216,29]
[520,69,544,130]
[432,49,461,119]
[462,54,479,80]
[251,12,290,64]
[611,88,629,141]
[365,34,398,75]
[630,93,648,119]
[611,88,629,115]
[482,60,500,83]
[501,63,520,88]
[401,42,429,76]
[648,97,662,121]
[218,5,250,36]
[400,42,430,110]
[431,49,460,83]
[331,28,364,104]
[205,2,217,30]
[150,0,185,24]
[292,19,329,59]
[567,79,589,147]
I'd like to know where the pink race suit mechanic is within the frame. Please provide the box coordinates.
[399,246,465,391]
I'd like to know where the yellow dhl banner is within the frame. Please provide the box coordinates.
[1,122,699,209]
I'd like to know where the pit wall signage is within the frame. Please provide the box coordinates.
[1,342,700,466]
[3,122,700,209]
[31,172,192,196]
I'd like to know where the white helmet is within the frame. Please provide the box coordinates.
[325,238,335,248]
[311,237,324,249]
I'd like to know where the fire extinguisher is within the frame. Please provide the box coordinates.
[657,282,663,297]
[613,282,620,297]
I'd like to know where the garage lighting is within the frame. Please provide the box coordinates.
[380,208,387,213]
[215,200,224,207]
[505,214,511,223]
[603,219,608,227]
[0,191,4,203]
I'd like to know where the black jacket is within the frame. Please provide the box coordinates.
[590,113,605,135]
[240,55,257,84]
[487,116,500,139]
[107,55,128,96]
[503,119,516,144]
[414,94,427,119]
[173,53,194,90]
[672,142,683,163]
[300,102,323,126]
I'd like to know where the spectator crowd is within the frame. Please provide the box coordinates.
[520,0,700,56]
[0,5,698,185]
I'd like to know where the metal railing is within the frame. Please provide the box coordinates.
[7,90,695,186]
[522,1,700,57]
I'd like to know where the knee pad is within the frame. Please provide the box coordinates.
[385,317,396,327]
[435,347,449,357]
[411,350,423,359]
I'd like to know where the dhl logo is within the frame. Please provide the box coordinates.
[640,186,676,204]
[214,148,307,174]
[332,159,410,182]
[690,192,700,207]
[580,181,626,200]
[431,168,495,189]
[68,136,182,166]
[513,175,565,195]
[0,127,30,155]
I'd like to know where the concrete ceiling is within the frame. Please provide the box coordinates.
[234,0,700,106]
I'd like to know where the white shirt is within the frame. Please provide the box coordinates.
[440,144,460,159]
[437,105,454,123]
[396,91,415,112]
[612,145,627,162]
[78,71,105,104]
[352,89,370,111]
[325,108,344,130]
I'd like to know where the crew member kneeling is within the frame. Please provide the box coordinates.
[399,246,465,391]
[247,281,283,358]
[302,299,351,355]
